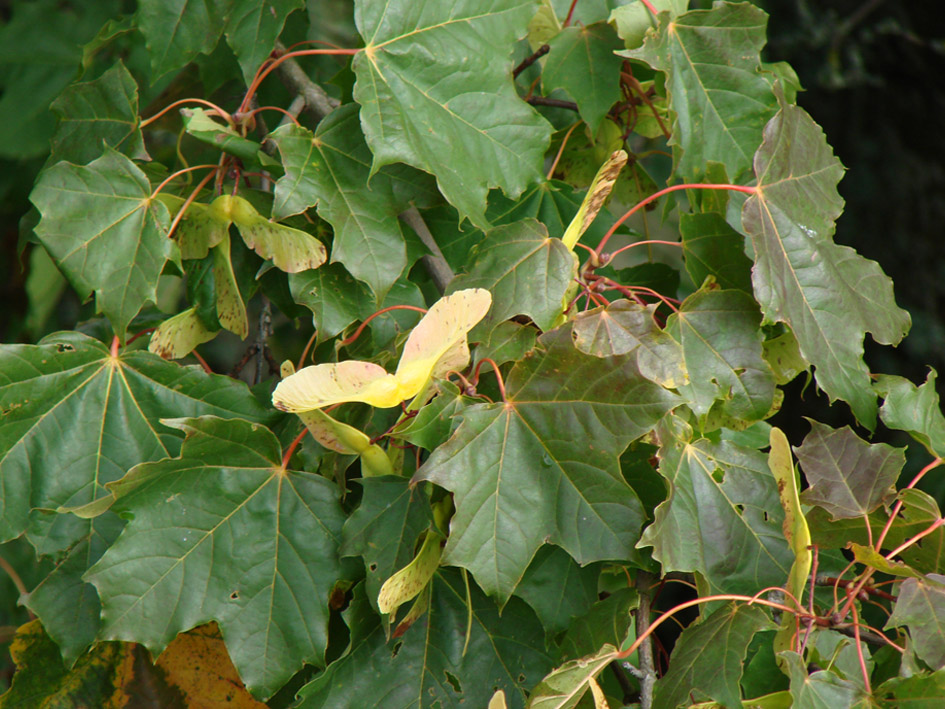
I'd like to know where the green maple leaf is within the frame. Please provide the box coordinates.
[741,100,911,428]
[876,370,945,459]
[340,476,434,612]
[270,104,409,299]
[679,212,754,293]
[559,587,639,661]
[667,287,775,423]
[655,603,774,709]
[85,416,345,699]
[887,574,945,671]
[796,420,903,519]
[512,546,601,638]
[0,332,274,660]
[289,263,372,340]
[352,0,552,228]
[49,61,147,165]
[448,219,577,336]
[623,2,778,183]
[30,148,179,341]
[543,22,625,132]
[137,0,229,78]
[639,416,793,594]
[414,326,679,602]
[572,300,688,390]
[224,0,305,83]
[528,644,620,709]
[296,572,553,708]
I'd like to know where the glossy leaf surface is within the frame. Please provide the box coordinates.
[640,417,792,594]
[741,100,910,427]
[352,0,551,228]
[416,326,679,601]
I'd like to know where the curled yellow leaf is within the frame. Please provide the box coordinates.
[272,288,491,413]
[273,360,400,411]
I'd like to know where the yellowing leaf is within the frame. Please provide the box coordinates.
[488,689,509,709]
[214,194,327,273]
[769,426,811,657]
[157,193,229,260]
[561,149,627,250]
[377,530,443,616]
[148,306,217,360]
[395,287,493,390]
[272,289,492,412]
[156,623,266,708]
[273,360,401,411]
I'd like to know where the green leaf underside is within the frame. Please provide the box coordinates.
[30,149,177,341]
[668,287,775,422]
[49,61,146,165]
[340,476,434,612]
[414,326,679,602]
[85,417,345,699]
[655,602,773,709]
[527,643,619,709]
[624,2,777,183]
[639,417,793,594]
[352,0,551,229]
[543,23,624,132]
[886,574,945,671]
[270,104,406,298]
[741,101,910,428]
[796,420,903,519]
[448,219,576,336]
[296,573,553,708]
[876,370,945,459]
[782,651,867,708]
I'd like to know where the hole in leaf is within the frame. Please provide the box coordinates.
[56,343,75,353]
[734,367,745,375]
[391,641,403,658]
[711,468,724,483]
[229,591,239,600]
[369,563,378,572]
[763,511,769,521]
[444,671,462,693]
[518,673,526,683]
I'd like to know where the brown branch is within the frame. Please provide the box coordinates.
[273,41,340,120]
[635,570,658,709]
[526,96,580,111]
[399,207,455,293]
[513,44,550,79]
[609,661,637,704]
